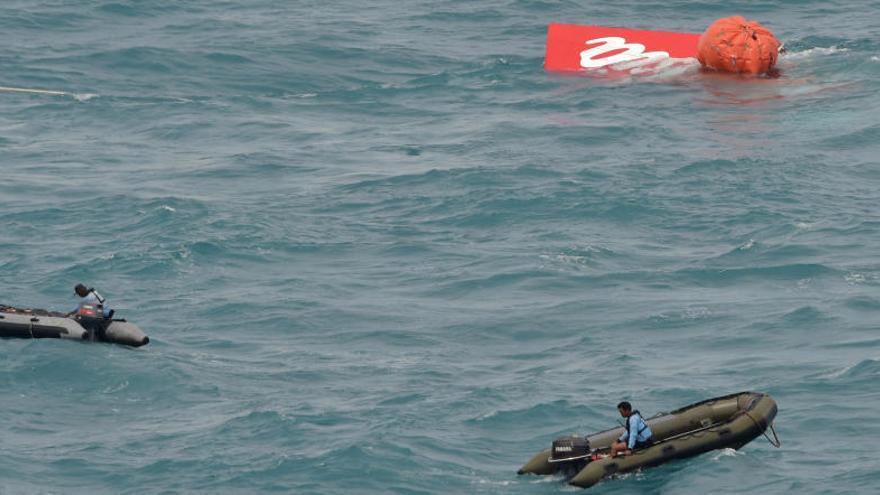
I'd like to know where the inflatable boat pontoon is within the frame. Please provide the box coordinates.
[0,303,149,347]
[518,391,779,488]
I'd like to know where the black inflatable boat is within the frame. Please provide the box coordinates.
[0,303,149,347]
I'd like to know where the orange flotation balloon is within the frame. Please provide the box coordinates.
[697,16,781,75]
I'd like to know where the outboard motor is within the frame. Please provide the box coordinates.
[76,302,107,341]
[549,435,592,464]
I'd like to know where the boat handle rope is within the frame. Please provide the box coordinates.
[744,411,781,448]
[764,423,782,448]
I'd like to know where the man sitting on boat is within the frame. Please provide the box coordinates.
[610,401,654,456]
[69,283,113,319]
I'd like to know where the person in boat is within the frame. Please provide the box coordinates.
[610,401,654,457]
[69,283,113,319]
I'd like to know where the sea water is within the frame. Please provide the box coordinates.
[1,1,878,493]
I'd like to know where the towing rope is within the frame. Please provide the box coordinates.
[743,410,781,448]
[763,423,782,448]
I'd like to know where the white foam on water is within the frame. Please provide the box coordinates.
[682,306,711,319]
[529,474,568,484]
[474,409,498,421]
[784,46,848,61]
[641,57,702,81]
[712,447,742,460]
[474,478,513,486]
[738,239,756,250]
[542,253,589,265]
[102,380,130,394]
[844,272,867,284]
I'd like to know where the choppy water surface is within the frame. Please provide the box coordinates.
[1,1,879,493]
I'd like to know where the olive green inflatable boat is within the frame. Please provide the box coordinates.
[518,391,779,488]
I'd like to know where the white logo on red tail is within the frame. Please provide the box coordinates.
[580,37,684,74]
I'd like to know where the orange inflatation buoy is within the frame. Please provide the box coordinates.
[697,16,781,75]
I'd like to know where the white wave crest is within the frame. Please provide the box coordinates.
[818,359,878,380]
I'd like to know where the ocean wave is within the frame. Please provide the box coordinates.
[809,359,880,385]
[3,1,880,493]
[782,305,832,323]
[844,296,880,310]
[837,358,880,379]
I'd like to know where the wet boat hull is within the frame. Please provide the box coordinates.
[518,391,778,488]
[0,307,149,347]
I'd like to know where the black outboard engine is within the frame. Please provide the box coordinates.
[76,302,107,341]
[549,435,592,464]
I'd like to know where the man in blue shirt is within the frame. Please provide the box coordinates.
[70,283,113,319]
[610,401,654,457]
